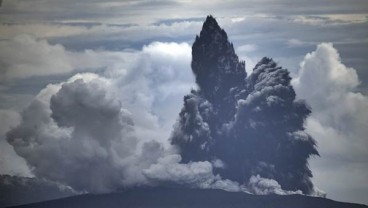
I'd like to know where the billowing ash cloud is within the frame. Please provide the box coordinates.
[171,16,318,194]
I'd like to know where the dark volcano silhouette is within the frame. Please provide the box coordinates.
[7,188,368,208]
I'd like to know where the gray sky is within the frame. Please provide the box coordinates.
[0,0,367,205]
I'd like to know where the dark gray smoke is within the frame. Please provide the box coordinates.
[171,15,319,194]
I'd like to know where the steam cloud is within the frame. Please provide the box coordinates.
[7,76,144,192]
[6,74,238,193]
[5,16,322,196]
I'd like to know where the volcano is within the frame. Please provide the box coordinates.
[8,188,368,208]
[3,15,367,208]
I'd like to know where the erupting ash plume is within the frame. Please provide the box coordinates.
[171,15,319,194]
[5,15,320,196]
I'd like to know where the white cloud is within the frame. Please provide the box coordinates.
[5,73,243,194]
[2,40,199,193]
[231,17,246,23]
[0,35,73,80]
[290,14,368,26]
[7,75,152,192]
[248,175,302,195]
[0,34,139,80]
[0,23,89,39]
[0,110,20,135]
[212,159,225,169]
[287,38,310,48]
[0,37,195,148]
[143,154,216,186]
[293,43,364,129]
[0,21,203,43]
[236,44,257,53]
[292,42,368,203]
[111,41,194,145]
[0,36,195,134]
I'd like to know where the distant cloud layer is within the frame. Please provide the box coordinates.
[0,35,74,80]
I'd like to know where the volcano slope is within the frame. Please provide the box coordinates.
[9,188,368,208]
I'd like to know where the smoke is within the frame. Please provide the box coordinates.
[247,175,302,195]
[5,16,323,196]
[171,16,318,194]
[7,75,141,192]
[4,39,211,193]
[0,110,31,177]
[5,73,242,193]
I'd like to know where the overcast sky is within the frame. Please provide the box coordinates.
[0,0,367,205]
